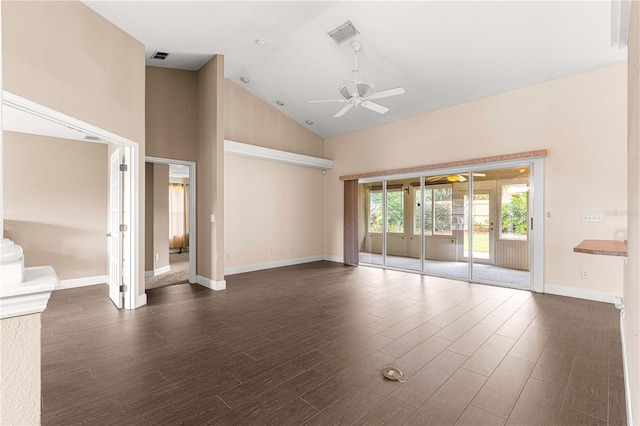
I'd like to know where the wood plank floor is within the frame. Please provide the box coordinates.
[41,261,626,425]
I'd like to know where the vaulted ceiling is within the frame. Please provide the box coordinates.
[83,1,627,139]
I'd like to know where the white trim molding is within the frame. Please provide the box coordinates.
[620,314,634,425]
[57,275,108,290]
[196,275,226,291]
[224,255,325,276]
[144,265,170,278]
[323,255,344,264]
[0,266,58,319]
[544,283,621,304]
[135,293,147,308]
[224,140,334,170]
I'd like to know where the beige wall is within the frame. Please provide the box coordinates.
[153,164,169,271]
[224,155,324,271]
[0,314,41,426]
[324,63,628,298]
[146,67,198,161]
[225,79,324,157]
[196,56,225,282]
[3,1,145,144]
[146,61,225,284]
[627,2,640,422]
[3,132,108,280]
[144,163,170,273]
[3,0,146,295]
[223,78,326,271]
[145,163,155,271]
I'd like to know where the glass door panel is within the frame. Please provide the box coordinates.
[470,167,531,288]
[422,173,468,280]
[385,179,420,271]
[465,191,493,262]
[358,181,383,266]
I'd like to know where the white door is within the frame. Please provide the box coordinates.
[109,149,123,308]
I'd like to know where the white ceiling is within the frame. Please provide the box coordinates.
[83,1,627,139]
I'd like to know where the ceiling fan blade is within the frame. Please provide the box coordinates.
[309,99,348,103]
[366,87,405,101]
[457,175,467,182]
[361,101,389,114]
[334,103,354,118]
[473,172,486,177]
[343,80,359,98]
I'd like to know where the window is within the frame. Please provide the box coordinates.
[415,186,452,236]
[500,184,528,240]
[386,190,404,233]
[368,189,405,233]
[368,191,383,232]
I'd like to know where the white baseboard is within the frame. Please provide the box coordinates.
[224,255,325,276]
[621,315,634,426]
[196,275,226,291]
[135,293,147,308]
[57,275,108,290]
[323,255,344,264]
[544,283,621,304]
[144,265,171,277]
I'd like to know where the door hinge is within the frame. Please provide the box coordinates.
[119,224,128,232]
[119,164,128,172]
[119,284,127,293]
[530,217,534,230]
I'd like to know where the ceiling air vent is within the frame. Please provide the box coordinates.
[328,21,359,45]
[84,135,101,142]
[151,50,170,60]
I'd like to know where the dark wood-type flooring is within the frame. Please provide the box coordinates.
[42,261,626,425]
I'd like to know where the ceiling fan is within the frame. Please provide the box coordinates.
[309,40,405,118]
[425,173,486,183]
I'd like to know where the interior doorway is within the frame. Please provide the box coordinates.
[144,156,196,290]
[3,91,141,309]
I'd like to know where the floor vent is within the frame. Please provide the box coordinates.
[328,21,359,44]
[151,50,170,60]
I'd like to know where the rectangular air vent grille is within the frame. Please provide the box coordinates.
[151,51,170,60]
[84,135,101,142]
[328,21,359,44]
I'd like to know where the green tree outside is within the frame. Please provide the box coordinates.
[501,191,528,237]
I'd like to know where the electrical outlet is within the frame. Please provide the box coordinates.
[226,253,231,261]
[581,213,603,223]
[270,248,276,255]
[581,269,590,279]
[155,253,159,262]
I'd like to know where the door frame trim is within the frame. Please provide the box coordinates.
[145,156,197,285]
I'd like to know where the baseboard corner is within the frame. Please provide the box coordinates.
[196,275,226,291]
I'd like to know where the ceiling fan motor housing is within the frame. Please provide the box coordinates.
[339,82,374,99]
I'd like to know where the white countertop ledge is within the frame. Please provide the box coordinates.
[1,266,58,319]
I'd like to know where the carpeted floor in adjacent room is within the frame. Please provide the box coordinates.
[145,251,190,289]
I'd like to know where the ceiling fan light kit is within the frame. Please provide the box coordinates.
[309,40,405,118]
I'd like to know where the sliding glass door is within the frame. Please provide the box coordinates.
[357,161,538,291]
[470,167,531,287]
[422,174,468,280]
